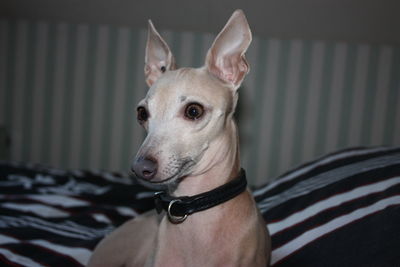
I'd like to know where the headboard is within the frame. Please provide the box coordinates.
[0,19,399,185]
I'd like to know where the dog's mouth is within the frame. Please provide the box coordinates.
[132,159,195,190]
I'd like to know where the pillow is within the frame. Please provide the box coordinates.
[254,146,400,266]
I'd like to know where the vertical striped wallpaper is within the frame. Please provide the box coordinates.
[0,19,399,185]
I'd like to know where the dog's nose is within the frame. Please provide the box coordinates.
[132,157,158,180]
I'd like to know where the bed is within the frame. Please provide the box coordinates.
[0,146,399,266]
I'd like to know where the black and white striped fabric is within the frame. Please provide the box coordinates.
[256,146,400,266]
[0,146,399,266]
[0,161,155,266]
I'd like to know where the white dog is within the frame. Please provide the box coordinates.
[88,9,270,267]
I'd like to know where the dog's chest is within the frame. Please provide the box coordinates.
[149,216,247,267]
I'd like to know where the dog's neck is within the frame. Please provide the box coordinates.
[154,119,251,266]
[171,119,240,197]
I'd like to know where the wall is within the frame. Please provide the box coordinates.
[1,19,399,185]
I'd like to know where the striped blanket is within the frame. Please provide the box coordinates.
[0,146,399,266]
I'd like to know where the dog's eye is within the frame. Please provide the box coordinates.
[137,106,149,123]
[185,103,204,120]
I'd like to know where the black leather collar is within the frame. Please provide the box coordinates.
[154,169,247,223]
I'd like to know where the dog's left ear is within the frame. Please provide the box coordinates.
[145,20,177,87]
[205,9,252,90]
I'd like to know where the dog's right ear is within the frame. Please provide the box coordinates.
[144,20,176,87]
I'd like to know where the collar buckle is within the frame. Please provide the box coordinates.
[154,191,164,214]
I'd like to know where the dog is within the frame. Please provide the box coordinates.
[87,9,270,267]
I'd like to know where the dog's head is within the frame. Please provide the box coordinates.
[132,10,252,189]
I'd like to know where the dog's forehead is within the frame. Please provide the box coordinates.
[146,68,231,105]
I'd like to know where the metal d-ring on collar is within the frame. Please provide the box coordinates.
[167,199,188,223]
[153,169,247,224]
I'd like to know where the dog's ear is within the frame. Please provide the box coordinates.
[145,20,176,87]
[205,9,252,90]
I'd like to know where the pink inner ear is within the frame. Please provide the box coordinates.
[145,65,162,87]
[204,11,251,89]
[211,53,249,86]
